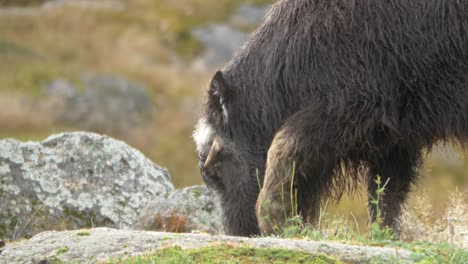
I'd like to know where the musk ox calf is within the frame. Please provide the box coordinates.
[194,0,468,236]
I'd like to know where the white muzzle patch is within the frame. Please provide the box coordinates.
[193,118,214,154]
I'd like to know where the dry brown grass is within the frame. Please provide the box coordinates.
[0,93,53,133]
[401,190,468,247]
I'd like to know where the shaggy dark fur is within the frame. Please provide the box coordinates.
[194,0,468,236]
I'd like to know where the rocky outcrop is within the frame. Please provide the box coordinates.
[191,4,271,69]
[136,186,222,234]
[44,74,154,137]
[191,25,249,69]
[231,3,271,27]
[0,228,415,263]
[0,132,173,239]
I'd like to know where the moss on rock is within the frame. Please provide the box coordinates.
[112,245,342,264]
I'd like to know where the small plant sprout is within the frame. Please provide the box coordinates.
[369,175,394,242]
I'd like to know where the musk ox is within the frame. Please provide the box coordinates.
[193,0,468,236]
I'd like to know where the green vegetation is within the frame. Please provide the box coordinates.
[110,245,341,264]
[76,230,91,236]
[405,242,468,264]
[56,246,69,254]
[368,176,394,242]
[191,187,202,198]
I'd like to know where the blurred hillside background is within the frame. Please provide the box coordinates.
[0,0,466,232]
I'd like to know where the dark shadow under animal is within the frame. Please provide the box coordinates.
[194,0,468,236]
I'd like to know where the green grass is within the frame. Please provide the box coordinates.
[56,246,69,254]
[110,245,341,264]
[405,242,468,264]
[76,230,91,236]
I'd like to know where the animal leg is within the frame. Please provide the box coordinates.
[367,147,421,235]
[256,107,352,235]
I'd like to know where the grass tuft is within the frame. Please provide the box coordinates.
[76,230,91,236]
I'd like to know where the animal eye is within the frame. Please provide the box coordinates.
[218,148,232,159]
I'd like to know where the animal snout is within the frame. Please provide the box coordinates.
[199,162,224,191]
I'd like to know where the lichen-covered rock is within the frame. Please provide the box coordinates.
[136,186,222,234]
[0,228,414,264]
[0,132,173,240]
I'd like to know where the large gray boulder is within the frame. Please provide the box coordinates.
[136,186,222,234]
[0,132,173,239]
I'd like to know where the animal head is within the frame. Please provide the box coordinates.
[193,71,249,194]
[193,71,258,235]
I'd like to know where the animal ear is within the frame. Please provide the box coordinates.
[209,71,231,121]
[210,70,230,101]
